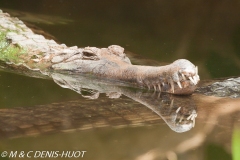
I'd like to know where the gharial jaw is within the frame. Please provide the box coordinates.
[137,59,200,95]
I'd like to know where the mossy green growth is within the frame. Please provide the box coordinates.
[0,31,27,63]
[232,126,240,160]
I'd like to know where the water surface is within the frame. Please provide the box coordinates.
[0,1,240,160]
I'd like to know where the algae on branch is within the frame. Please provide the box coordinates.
[0,31,27,63]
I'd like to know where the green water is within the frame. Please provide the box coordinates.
[0,1,240,160]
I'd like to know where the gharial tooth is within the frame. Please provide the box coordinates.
[193,118,195,128]
[193,76,198,84]
[170,80,174,93]
[187,114,193,120]
[179,116,183,123]
[176,106,181,113]
[181,73,186,80]
[158,84,161,91]
[191,114,196,121]
[177,81,182,88]
[189,77,196,85]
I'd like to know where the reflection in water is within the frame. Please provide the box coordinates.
[0,1,239,158]
[0,71,197,139]
[1,71,240,159]
[51,72,197,133]
[2,8,73,25]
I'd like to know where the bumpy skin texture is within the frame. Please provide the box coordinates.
[0,10,199,95]
[52,45,200,95]
[196,77,240,98]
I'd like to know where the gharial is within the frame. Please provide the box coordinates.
[0,9,199,95]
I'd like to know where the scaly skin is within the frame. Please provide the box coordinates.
[0,10,199,95]
[106,60,199,95]
[52,46,200,95]
[134,59,200,95]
